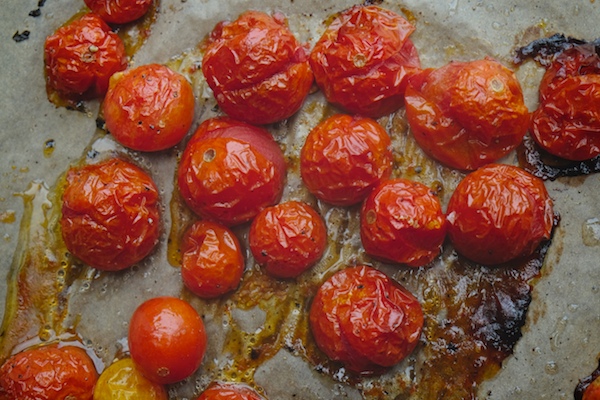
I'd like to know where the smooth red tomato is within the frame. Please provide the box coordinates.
[584,375,600,400]
[103,64,195,152]
[446,164,554,265]
[93,358,167,400]
[249,201,327,279]
[309,5,420,118]
[0,344,98,400]
[177,117,286,226]
[196,382,265,400]
[84,0,153,24]
[405,58,529,170]
[61,158,160,271]
[360,178,446,267]
[202,10,313,125]
[300,114,393,206]
[128,296,207,385]
[310,265,423,374]
[44,13,127,97]
[181,220,245,298]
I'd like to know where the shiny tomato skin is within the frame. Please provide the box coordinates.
[177,118,285,226]
[405,58,529,170]
[128,296,207,385]
[61,158,160,271]
[309,5,420,118]
[103,64,195,152]
[310,265,423,374]
[360,178,447,267]
[196,382,264,400]
[44,13,127,97]
[84,0,153,24]
[93,358,167,400]
[0,344,98,400]
[584,375,600,400]
[249,201,327,279]
[181,220,245,298]
[300,114,393,206]
[202,11,313,125]
[446,164,554,265]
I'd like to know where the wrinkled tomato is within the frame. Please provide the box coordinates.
[446,163,554,265]
[202,10,313,125]
[405,58,529,170]
[103,64,195,152]
[300,114,393,206]
[196,382,265,400]
[84,0,153,24]
[61,158,161,271]
[128,296,207,385]
[93,358,167,400]
[584,376,600,400]
[44,13,127,97]
[249,201,327,279]
[309,5,420,117]
[177,117,286,226]
[310,265,423,374]
[0,344,98,400]
[360,178,446,267]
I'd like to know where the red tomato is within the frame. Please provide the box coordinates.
[84,0,153,24]
[61,158,160,271]
[309,265,423,374]
[177,117,286,226]
[93,358,167,400]
[44,13,127,97]
[128,296,207,385]
[360,178,446,267]
[446,164,554,265]
[309,5,420,118]
[196,382,264,400]
[181,220,245,298]
[300,114,393,206]
[249,201,327,279]
[202,11,313,125]
[584,376,600,400]
[405,58,530,170]
[103,64,195,152]
[0,344,98,400]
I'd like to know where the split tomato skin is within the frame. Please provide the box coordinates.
[446,164,554,265]
[202,10,313,125]
[103,64,195,152]
[309,5,421,118]
[196,382,264,400]
[84,0,153,24]
[93,357,167,400]
[61,158,161,271]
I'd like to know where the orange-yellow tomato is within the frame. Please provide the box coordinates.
[93,358,167,400]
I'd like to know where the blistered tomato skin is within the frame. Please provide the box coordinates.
[181,220,245,298]
[177,117,286,226]
[84,0,153,24]
[202,11,313,125]
[44,13,127,97]
[360,179,447,267]
[584,376,600,400]
[103,64,195,152]
[405,58,529,170]
[249,201,327,279]
[93,358,167,400]
[61,158,160,271]
[309,5,420,118]
[310,265,423,374]
[0,344,98,400]
[300,114,393,206]
[447,164,554,265]
[196,382,265,400]
[128,297,207,385]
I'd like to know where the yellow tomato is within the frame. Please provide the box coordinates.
[93,358,168,400]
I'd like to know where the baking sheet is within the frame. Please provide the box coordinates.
[1,0,600,399]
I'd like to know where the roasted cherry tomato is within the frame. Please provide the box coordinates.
[178,117,286,226]
[446,163,554,265]
[181,220,245,298]
[300,114,393,206]
[405,58,529,170]
[61,158,160,271]
[0,344,98,400]
[310,265,423,374]
[44,13,127,97]
[196,382,265,400]
[584,375,600,400]
[531,45,600,161]
[103,64,195,152]
[93,358,167,400]
[249,201,327,279]
[309,5,420,118]
[202,11,313,125]
[128,296,207,385]
[360,178,446,267]
[84,0,153,24]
